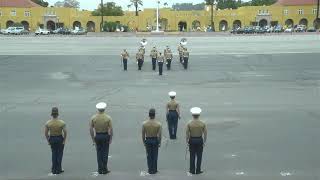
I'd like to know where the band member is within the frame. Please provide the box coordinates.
[150,47,158,71]
[121,49,129,71]
[136,51,144,71]
[157,52,165,76]
[164,46,173,70]
[178,44,184,64]
[182,47,190,70]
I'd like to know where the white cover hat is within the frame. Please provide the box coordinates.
[168,91,177,97]
[96,102,107,110]
[190,107,202,115]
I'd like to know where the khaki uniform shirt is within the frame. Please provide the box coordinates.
[157,55,164,63]
[150,50,158,58]
[136,52,143,60]
[139,48,145,55]
[186,119,206,137]
[121,51,129,59]
[167,100,179,110]
[45,119,66,136]
[142,119,162,137]
[178,46,183,56]
[91,113,112,133]
[164,49,173,60]
[183,50,189,58]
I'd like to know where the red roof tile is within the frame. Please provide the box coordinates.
[275,0,318,6]
[0,0,41,8]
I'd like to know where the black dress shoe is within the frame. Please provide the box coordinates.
[196,171,204,174]
[189,171,196,174]
[102,170,111,174]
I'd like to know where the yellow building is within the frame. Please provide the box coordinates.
[0,0,319,32]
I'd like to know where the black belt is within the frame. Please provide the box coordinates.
[96,132,108,135]
[50,135,63,137]
[146,137,158,139]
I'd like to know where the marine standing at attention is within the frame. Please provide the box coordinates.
[186,107,207,175]
[142,108,162,174]
[166,91,181,139]
[44,107,67,175]
[90,102,113,174]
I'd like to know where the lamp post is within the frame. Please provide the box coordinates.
[317,0,319,19]
[156,0,160,32]
[101,0,104,31]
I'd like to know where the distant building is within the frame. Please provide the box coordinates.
[0,0,319,32]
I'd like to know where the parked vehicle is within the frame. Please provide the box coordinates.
[307,27,317,32]
[230,27,244,34]
[71,27,87,35]
[274,26,283,33]
[244,26,254,34]
[266,26,274,33]
[284,28,293,33]
[35,28,50,35]
[254,26,266,34]
[2,27,26,35]
[295,25,306,32]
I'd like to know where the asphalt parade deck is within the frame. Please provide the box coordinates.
[0,34,320,180]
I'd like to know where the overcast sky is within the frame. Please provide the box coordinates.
[46,0,220,10]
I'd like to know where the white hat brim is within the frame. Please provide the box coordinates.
[96,102,107,109]
[190,107,202,115]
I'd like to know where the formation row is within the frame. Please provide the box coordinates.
[44,91,207,175]
[120,42,190,75]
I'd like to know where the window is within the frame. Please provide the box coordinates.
[284,9,288,15]
[298,9,304,15]
[24,11,31,17]
[11,10,16,16]
[313,8,317,15]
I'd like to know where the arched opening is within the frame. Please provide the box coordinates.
[21,21,30,30]
[6,20,14,28]
[299,18,308,26]
[219,20,228,31]
[86,21,95,32]
[313,18,320,29]
[192,20,201,31]
[259,19,268,27]
[233,20,242,28]
[73,21,81,29]
[178,21,187,32]
[285,19,294,28]
[47,20,56,30]
[159,18,168,31]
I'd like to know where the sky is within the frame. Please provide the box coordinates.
[46,0,214,11]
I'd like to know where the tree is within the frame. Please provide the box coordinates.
[172,3,205,10]
[54,0,80,8]
[216,0,238,10]
[241,0,276,6]
[130,0,143,16]
[92,2,124,16]
[205,0,215,31]
[31,0,49,7]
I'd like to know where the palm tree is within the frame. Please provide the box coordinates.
[205,0,215,31]
[130,0,143,16]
